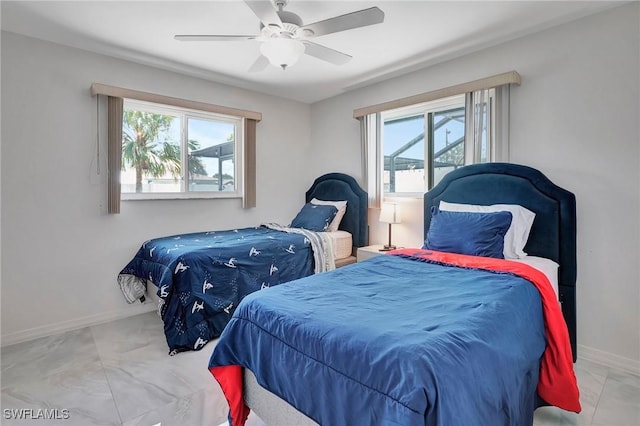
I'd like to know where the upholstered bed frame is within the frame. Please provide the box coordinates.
[424,162,577,360]
[306,172,369,262]
[241,163,577,425]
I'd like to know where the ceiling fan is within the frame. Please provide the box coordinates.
[175,0,385,71]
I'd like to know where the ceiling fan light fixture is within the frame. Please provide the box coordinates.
[260,37,305,70]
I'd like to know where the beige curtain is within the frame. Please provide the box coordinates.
[464,86,510,164]
[243,118,257,208]
[107,96,123,214]
[493,85,510,162]
[360,113,381,208]
[473,89,487,162]
[463,89,489,165]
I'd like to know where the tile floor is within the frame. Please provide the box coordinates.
[1,311,639,426]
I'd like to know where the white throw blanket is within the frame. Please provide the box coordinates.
[262,223,336,273]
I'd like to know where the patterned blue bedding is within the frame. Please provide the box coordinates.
[118,226,314,354]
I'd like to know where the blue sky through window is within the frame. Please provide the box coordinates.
[384,116,424,159]
[187,118,235,177]
[384,111,465,161]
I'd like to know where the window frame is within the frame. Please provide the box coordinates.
[356,72,516,209]
[121,99,244,201]
[381,94,467,199]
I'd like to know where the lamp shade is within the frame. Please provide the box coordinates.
[379,202,401,224]
[260,38,305,69]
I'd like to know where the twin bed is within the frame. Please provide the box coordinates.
[117,173,368,354]
[208,163,581,425]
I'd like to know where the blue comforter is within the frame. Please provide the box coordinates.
[209,253,546,425]
[119,226,313,353]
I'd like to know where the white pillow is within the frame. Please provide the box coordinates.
[438,201,535,259]
[510,256,559,300]
[310,198,347,232]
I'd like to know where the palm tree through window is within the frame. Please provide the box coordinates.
[121,100,241,195]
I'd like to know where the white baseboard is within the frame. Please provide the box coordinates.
[1,302,157,347]
[578,344,640,376]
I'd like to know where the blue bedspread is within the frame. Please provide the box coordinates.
[119,226,313,353]
[209,254,546,425]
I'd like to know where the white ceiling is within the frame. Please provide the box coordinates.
[1,1,624,103]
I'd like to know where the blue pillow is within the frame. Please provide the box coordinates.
[291,203,338,232]
[424,208,513,259]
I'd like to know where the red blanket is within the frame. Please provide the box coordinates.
[390,248,581,413]
[210,365,248,426]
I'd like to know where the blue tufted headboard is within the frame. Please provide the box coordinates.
[424,163,577,360]
[306,173,368,249]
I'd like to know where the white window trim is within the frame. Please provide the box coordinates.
[122,192,244,201]
[381,95,465,199]
[358,73,518,208]
[121,99,244,201]
[96,84,259,213]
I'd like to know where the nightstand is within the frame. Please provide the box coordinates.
[356,245,387,262]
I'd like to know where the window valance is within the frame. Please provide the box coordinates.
[353,71,520,119]
[91,83,262,122]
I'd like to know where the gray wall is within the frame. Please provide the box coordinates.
[1,32,312,343]
[309,3,640,370]
[2,3,639,372]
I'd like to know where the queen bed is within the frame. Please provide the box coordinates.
[117,172,368,354]
[208,163,580,425]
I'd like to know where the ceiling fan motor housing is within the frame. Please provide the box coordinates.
[260,10,305,38]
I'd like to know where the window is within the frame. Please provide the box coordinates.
[357,71,517,207]
[381,92,497,196]
[121,100,243,199]
[93,83,260,213]
[382,95,474,195]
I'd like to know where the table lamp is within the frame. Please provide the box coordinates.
[379,202,401,251]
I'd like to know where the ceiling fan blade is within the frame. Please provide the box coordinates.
[301,7,384,37]
[244,0,283,28]
[248,55,270,72]
[175,35,256,42]
[302,41,352,65]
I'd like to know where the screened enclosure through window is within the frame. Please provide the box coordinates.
[381,94,487,195]
[121,100,242,197]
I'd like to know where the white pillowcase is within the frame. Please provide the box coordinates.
[510,256,559,300]
[310,198,347,232]
[438,201,535,259]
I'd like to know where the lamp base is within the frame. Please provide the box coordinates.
[379,244,396,252]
